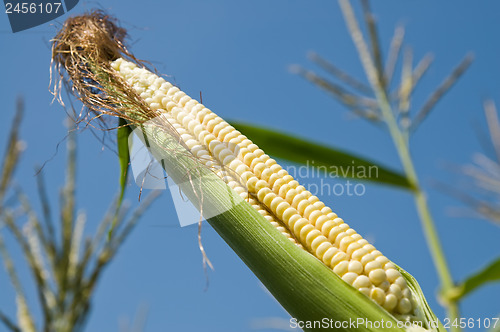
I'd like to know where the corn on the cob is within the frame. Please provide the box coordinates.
[109,57,415,317]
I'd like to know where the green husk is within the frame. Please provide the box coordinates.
[396,265,446,331]
[137,121,407,331]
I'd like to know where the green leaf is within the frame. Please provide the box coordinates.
[229,122,414,190]
[0,97,24,202]
[109,118,131,238]
[444,257,500,302]
[117,118,131,204]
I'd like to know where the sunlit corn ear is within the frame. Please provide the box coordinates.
[52,11,446,330]
[111,57,417,318]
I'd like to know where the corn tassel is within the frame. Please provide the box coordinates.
[110,57,415,317]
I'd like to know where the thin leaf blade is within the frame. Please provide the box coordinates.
[109,118,131,238]
[445,257,500,301]
[117,117,131,204]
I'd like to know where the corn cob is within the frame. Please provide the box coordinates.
[161,110,303,247]
[109,57,415,317]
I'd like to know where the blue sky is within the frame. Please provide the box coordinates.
[1,1,500,331]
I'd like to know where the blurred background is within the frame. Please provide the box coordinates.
[1,1,499,331]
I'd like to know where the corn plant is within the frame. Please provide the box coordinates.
[437,101,500,311]
[447,100,500,226]
[50,8,444,332]
[229,1,500,331]
[0,98,159,332]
